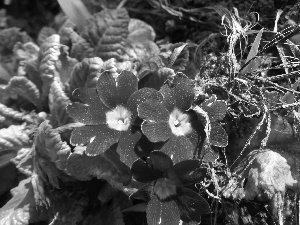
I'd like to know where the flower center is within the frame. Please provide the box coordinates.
[106,105,131,131]
[153,178,176,201]
[168,108,192,136]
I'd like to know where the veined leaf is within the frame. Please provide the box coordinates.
[0,102,33,124]
[66,146,131,184]
[81,8,130,61]
[35,121,71,171]
[49,79,73,127]
[67,57,104,94]
[61,27,94,61]
[0,178,48,225]
[0,124,31,150]
[1,76,41,109]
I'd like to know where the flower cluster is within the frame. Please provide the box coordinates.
[67,70,213,223]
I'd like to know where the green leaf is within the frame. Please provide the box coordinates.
[128,18,156,42]
[67,57,104,94]
[66,146,131,184]
[0,124,31,150]
[0,178,48,225]
[1,76,41,109]
[61,27,94,61]
[35,121,71,171]
[0,102,33,124]
[57,0,91,31]
[49,79,73,127]
[210,122,228,147]
[240,29,263,75]
[81,8,130,61]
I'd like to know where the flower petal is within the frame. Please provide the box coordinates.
[162,135,195,164]
[70,125,120,156]
[117,127,142,167]
[116,70,138,106]
[173,187,211,222]
[168,160,207,186]
[67,88,109,125]
[127,88,163,125]
[131,159,163,183]
[96,71,117,109]
[147,196,180,225]
[130,181,155,202]
[173,73,195,111]
[149,151,173,174]
[139,100,172,142]
[160,84,176,112]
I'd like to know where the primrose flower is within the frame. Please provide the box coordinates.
[67,70,162,167]
[130,151,211,225]
[138,73,201,163]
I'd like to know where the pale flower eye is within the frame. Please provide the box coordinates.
[169,108,192,136]
[106,105,131,131]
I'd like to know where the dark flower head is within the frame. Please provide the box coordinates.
[131,151,210,224]
[138,73,202,163]
[67,70,162,167]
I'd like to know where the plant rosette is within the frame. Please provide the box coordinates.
[130,151,211,225]
[138,73,204,163]
[67,70,162,167]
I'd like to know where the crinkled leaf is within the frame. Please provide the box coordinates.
[0,178,48,225]
[35,121,71,171]
[66,147,131,184]
[61,27,94,61]
[58,45,79,83]
[81,8,130,61]
[37,27,57,46]
[1,76,41,109]
[128,18,156,42]
[13,42,39,76]
[243,150,297,200]
[146,196,180,225]
[160,43,189,71]
[0,102,33,124]
[0,27,32,56]
[137,56,164,80]
[39,34,61,100]
[49,79,74,127]
[0,124,31,150]
[67,57,104,94]
[210,121,228,147]
[0,150,17,168]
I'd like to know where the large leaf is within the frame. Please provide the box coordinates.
[0,124,31,150]
[61,27,94,61]
[35,121,71,171]
[66,147,131,185]
[67,57,104,95]
[81,8,130,61]
[0,178,48,225]
[0,76,41,109]
[49,79,73,127]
